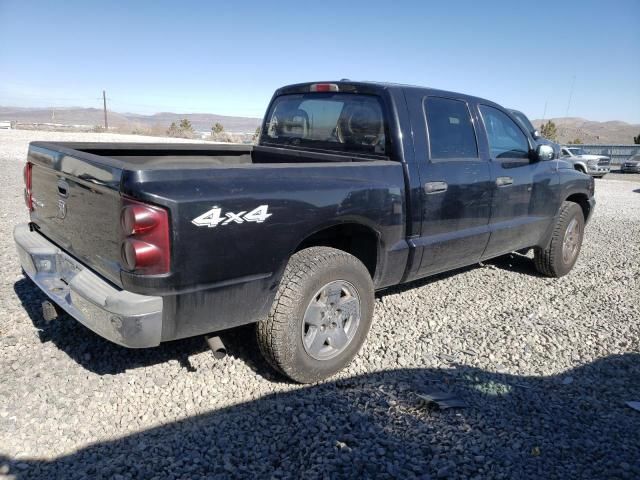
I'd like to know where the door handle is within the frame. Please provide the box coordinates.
[424,181,448,194]
[57,179,70,197]
[496,176,513,187]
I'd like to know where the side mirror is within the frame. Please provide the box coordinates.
[536,144,554,161]
[532,130,541,139]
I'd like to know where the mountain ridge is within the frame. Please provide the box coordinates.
[531,117,639,144]
[0,106,262,133]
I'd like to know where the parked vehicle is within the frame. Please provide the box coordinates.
[508,109,560,159]
[621,153,640,173]
[560,146,610,177]
[14,81,596,382]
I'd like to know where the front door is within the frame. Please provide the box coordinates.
[405,93,493,280]
[478,105,558,258]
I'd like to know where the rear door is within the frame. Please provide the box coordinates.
[477,105,559,258]
[404,92,493,280]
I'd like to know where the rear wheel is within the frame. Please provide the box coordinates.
[534,201,584,277]
[257,247,374,383]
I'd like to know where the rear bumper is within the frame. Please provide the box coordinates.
[14,223,163,348]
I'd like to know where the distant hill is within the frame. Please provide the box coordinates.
[0,106,262,133]
[2,107,638,143]
[531,117,640,145]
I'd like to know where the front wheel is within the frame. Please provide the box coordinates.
[257,247,374,383]
[534,201,585,277]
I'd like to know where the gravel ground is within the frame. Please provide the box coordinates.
[0,129,639,479]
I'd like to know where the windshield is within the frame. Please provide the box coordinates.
[262,93,388,157]
[510,111,535,133]
[569,148,586,155]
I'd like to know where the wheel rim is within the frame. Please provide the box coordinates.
[562,217,581,264]
[301,280,361,361]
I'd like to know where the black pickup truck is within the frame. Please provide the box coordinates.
[15,81,595,382]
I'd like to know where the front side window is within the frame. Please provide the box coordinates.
[568,148,586,156]
[262,93,388,157]
[479,105,530,159]
[424,97,478,159]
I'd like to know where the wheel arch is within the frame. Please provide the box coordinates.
[293,222,380,281]
[573,162,587,173]
[565,192,591,221]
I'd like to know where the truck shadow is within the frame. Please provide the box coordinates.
[13,277,209,375]
[377,253,541,299]
[13,252,543,379]
[1,353,638,479]
[13,277,301,381]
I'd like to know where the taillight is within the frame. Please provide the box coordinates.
[310,83,339,92]
[24,162,33,211]
[120,197,170,274]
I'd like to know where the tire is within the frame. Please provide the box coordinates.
[575,166,586,174]
[257,247,374,383]
[534,201,585,277]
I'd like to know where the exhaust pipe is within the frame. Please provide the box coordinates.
[205,335,227,359]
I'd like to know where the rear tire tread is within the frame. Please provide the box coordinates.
[257,247,365,379]
[534,201,583,277]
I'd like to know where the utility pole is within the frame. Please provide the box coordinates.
[565,75,575,118]
[102,90,108,130]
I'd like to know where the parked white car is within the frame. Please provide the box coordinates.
[560,147,610,178]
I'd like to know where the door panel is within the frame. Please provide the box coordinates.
[404,92,492,280]
[477,105,558,258]
[415,161,492,275]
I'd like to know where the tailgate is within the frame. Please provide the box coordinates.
[28,143,124,286]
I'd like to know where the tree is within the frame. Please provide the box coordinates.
[539,120,558,142]
[634,132,640,145]
[166,119,195,139]
[568,138,582,145]
[179,119,194,135]
[252,126,261,143]
[166,121,181,137]
[212,122,224,134]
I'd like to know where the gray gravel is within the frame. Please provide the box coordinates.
[1,129,639,479]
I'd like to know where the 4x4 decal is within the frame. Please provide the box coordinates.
[192,205,272,228]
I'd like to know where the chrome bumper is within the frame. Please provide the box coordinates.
[14,223,162,348]
[586,165,610,175]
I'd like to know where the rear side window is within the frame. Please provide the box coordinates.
[424,97,478,159]
[262,93,388,157]
[479,105,530,159]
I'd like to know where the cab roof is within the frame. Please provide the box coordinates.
[275,80,500,109]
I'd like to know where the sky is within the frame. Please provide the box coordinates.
[1,0,639,122]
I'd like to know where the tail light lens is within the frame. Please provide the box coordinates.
[120,197,170,274]
[24,162,33,211]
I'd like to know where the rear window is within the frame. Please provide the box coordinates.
[262,93,389,157]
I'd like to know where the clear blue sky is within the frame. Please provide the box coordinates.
[1,0,639,122]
